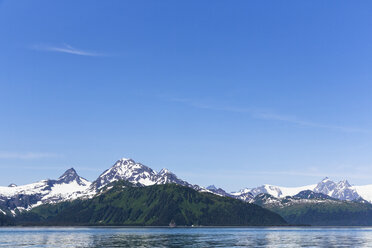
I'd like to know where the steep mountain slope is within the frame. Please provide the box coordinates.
[0,168,90,214]
[88,158,203,194]
[313,178,360,201]
[16,182,287,226]
[253,190,372,226]
[90,158,157,190]
[0,212,13,226]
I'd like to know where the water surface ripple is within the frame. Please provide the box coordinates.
[1,227,371,247]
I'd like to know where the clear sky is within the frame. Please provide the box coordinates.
[0,0,371,192]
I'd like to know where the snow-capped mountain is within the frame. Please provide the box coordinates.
[253,190,343,208]
[230,188,254,202]
[90,158,158,190]
[314,178,360,201]
[0,168,90,214]
[89,158,202,192]
[58,168,89,186]
[232,183,316,199]
[156,168,202,191]
[0,157,205,214]
[313,177,336,195]
[3,156,372,215]
[233,177,370,202]
[206,185,231,197]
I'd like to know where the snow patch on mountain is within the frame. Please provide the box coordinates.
[0,168,91,213]
[45,181,90,201]
[0,181,48,198]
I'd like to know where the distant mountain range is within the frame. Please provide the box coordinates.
[251,190,372,226]
[2,157,372,226]
[231,177,372,203]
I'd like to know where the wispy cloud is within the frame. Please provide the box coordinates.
[32,43,103,56]
[255,112,370,134]
[0,152,59,160]
[170,98,371,134]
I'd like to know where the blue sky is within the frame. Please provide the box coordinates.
[0,0,371,191]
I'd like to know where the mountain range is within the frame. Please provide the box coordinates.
[14,181,286,226]
[232,177,372,203]
[0,158,205,215]
[2,157,372,222]
[251,190,372,226]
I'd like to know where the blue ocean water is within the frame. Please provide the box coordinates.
[0,227,371,247]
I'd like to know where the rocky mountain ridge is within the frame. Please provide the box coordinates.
[0,158,206,214]
[2,157,372,215]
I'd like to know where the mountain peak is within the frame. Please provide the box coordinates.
[88,157,202,193]
[314,177,336,195]
[57,168,88,186]
[206,185,217,190]
[91,158,158,190]
[158,168,172,175]
[338,179,351,187]
[321,177,330,182]
[112,158,152,172]
[205,185,231,197]
[58,168,77,179]
[117,157,135,163]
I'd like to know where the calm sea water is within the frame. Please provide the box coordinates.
[0,227,372,247]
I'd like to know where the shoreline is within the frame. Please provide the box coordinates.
[2,225,372,229]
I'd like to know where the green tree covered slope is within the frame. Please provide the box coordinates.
[16,182,286,226]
